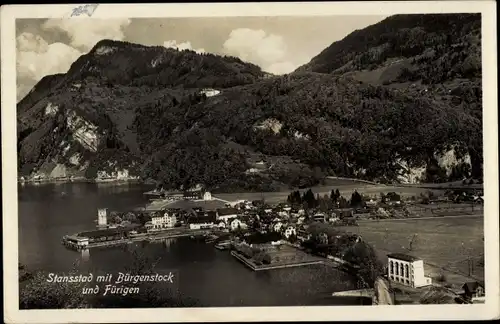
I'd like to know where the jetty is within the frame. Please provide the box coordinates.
[62,228,211,251]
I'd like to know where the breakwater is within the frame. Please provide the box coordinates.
[231,251,324,271]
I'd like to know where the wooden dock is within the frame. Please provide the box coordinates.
[62,229,211,251]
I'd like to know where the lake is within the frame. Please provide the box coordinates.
[18,182,370,307]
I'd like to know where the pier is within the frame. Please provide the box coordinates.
[62,228,211,251]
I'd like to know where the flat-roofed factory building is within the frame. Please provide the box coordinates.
[387,253,432,288]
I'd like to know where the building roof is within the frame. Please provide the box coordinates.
[217,208,239,216]
[387,253,421,262]
[164,199,228,211]
[333,208,354,212]
[188,211,217,224]
[462,281,484,292]
[77,228,129,238]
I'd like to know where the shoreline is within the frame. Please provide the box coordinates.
[18,175,482,191]
[18,177,150,186]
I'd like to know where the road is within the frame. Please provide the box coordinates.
[358,213,483,223]
[374,277,393,305]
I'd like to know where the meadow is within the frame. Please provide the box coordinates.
[337,215,484,285]
[214,178,445,204]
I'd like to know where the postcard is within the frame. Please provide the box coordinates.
[2,1,499,323]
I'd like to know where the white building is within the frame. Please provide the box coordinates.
[203,191,212,201]
[313,213,326,222]
[329,216,340,224]
[277,211,289,217]
[200,88,221,97]
[230,218,247,231]
[216,208,239,221]
[97,208,108,226]
[188,211,216,230]
[284,226,297,239]
[387,253,432,288]
[150,212,177,229]
[272,222,283,232]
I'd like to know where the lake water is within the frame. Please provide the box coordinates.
[18,183,369,307]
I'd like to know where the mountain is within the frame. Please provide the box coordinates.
[17,14,483,191]
[17,40,266,183]
[296,14,481,82]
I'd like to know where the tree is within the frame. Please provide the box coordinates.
[407,234,418,251]
[343,241,384,288]
[302,189,318,209]
[318,194,332,212]
[331,189,341,203]
[350,190,364,208]
[338,196,349,208]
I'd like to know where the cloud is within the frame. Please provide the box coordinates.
[16,32,82,101]
[42,18,131,51]
[163,40,205,54]
[266,61,296,75]
[222,28,296,75]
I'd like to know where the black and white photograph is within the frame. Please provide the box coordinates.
[2,1,499,323]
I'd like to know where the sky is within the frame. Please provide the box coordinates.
[16,16,386,100]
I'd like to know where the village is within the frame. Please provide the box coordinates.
[61,183,485,305]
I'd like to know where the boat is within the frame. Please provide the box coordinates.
[190,234,207,241]
[205,234,219,243]
[214,240,232,250]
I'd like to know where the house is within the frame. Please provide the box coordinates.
[216,208,239,221]
[277,210,288,217]
[384,192,402,205]
[333,208,354,219]
[318,232,329,245]
[313,213,326,222]
[272,222,283,232]
[150,211,177,229]
[297,226,311,242]
[188,211,216,230]
[329,216,340,224]
[387,253,432,288]
[462,281,485,302]
[199,88,221,97]
[264,208,273,214]
[284,225,296,239]
[230,218,247,231]
[216,221,226,229]
[473,195,484,204]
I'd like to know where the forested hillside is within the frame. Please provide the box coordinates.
[17,14,483,191]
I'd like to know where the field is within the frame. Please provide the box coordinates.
[214,179,446,204]
[337,215,484,286]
